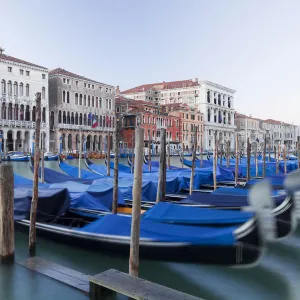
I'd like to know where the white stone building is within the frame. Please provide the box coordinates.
[197,81,236,150]
[0,49,49,152]
[49,68,115,151]
[121,79,236,150]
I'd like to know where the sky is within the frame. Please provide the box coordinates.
[1,0,299,124]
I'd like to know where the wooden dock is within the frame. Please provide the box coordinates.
[18,256,203,299]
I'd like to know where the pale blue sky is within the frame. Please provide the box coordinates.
[1,0,299,123]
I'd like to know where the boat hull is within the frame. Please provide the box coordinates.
[15,218,262,266]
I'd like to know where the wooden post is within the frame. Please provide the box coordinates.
[41,132,44,183]
[156,128,166,203]
[263,135,266,178]
[200,135,203,168]
[213,132,217,190]
[235,134,239,184]
[148,130,151,172]
[131,135,135,174]
[226,141,230,168]
[298,139,300,169]
[167,140,171,170]
[78,132,82,178]
[129,127,144,277]
[276,143,280,174]
[284,144,287,175]
[189,128,197,195]
[112,120,119,214]
[219,143,223,166]
[255,147,258,177]
[268,144,271,162]
[107,133,111,176]
[0,164,14,263]
[181,150,183,169]
[246,138,251,181]
[29,92,41,256]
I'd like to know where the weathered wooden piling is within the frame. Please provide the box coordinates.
[107,133,111,176]
[156,128,166,203]
[246,138,251,181]
[0,164,14,263]
[255,147,258,177]
[226,141,230,168]
[298,138,300,169]
[276,143,280,174]
[131,135,135,174]
[29,92,41,256]
[213,132,217,190]
[200,135,203,168]
[167,140,171,170]
[268,144,271,162]
[41,133,44,183]
[181,150,184,169]
[263,135,266,178]
[78,132,82,178]
[112,119,119,214]
[129,127,144,277]
[283,144,287,174]
[235,134,239,184]
[189,128,197,195]
[148,130,151,172]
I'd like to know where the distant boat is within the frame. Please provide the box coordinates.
[44,152,59,161]
[6,151,29,161]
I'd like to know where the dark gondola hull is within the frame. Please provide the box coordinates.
[15,219,263,266]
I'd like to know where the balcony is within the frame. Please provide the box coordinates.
[0,120,47,129]
[57,123,115,132]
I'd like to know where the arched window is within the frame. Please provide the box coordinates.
[7,81,12,95]
[207,109,210,122]
[88,96,90,106]
[218,94,221,105]
[63,91,66,102]
[95,97,98,108]
[42,107,46,122]
[228,97,231,108]
[14,82,18,95]
[63,111,66,124]
[109,99,112,110]
[207,91,210,103]
[67,91,70,103]
[92,96,94,107]
[58,111,62,123]
[84,95,86,106]
[79,94,82,105]
[75,93,78,105]
[99,97,102,108]
[42,87,46,99]
[67,111,70,124]
[1,80,6,94]
[106,99,108,109]
[19,83,23,96]
[26,84,29,97]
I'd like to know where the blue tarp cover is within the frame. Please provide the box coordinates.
[79,214,237,245]
[142,202,254,225]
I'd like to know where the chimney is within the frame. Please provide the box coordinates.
[115,85,120,95]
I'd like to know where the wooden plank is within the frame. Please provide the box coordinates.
[18,257,89,293]
[90,269,202,300]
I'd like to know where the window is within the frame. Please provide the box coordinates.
[8,67,12,72]
[7,81,12,95]
[19,83,23,96]
[63,78,66,83]
[84,83,87,88]
[106,88,108,93]
[92,96,94,107]
[76,81,78,86]
[1,80,5,94]
[20,69,24,75]
[116,107,120,113]
[63,91,66,103]
[79,94,82,105]
[42,74,46,79]
[26,84,30,97]
[84,95,86,106]
[99,97,102,108]
[67,79,70,84]
[26,71,30,76]
[92,85,94,89]
[75,93,78,105]
[109,99,112,110]
[88,96,90,106]
[109,88,111,93]
[106,99,108,109]
[88,84,90,88]
[14,82,18,95]
[99,86,102,91]
[96,97,98,108]
[42,87,46,99]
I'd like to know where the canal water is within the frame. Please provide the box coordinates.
[1,158,299,300]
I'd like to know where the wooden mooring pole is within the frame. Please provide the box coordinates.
[276,143,280,174]
[235,134,239,184]
[255,147,258,177]
[107,133,111,176]
[284,144,287,175]
[167,140,170,170]
[213,132,217,190]
[200,135,203,168]
[298,138,300,169]
[263,135,266,178]
[129,127,144,277]
[29,92,41,256]
[148,130,151,172]
[112,120,119,214]
[246,138,251,181]
[226,141,230,168]
[0,164,14,263]
[78,132,82,178]
[41,132,44,183]
[190,128,197,195]
[156,128,166,203]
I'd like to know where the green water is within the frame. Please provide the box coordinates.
[1,159,299,300]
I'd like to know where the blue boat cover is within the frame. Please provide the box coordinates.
[79,214,237,245]
[14,187,70,221]
[182,190,286,207]
[142,202,254,225]
[14,173,49,188]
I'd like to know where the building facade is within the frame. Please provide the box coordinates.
[121,79,236,150]
[0,50,49,152]
[49,68,115,152]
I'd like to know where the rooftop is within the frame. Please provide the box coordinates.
[0,53,47,69]
[121,79,200,94]
[49,68,112,86]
